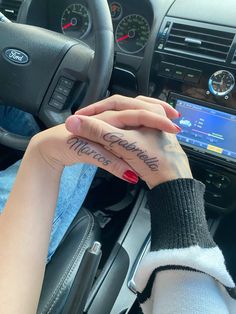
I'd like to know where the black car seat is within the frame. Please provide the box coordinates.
[37,207,100,314]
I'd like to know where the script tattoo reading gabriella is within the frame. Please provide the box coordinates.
[103,132,159,171]
[67,137,111,166]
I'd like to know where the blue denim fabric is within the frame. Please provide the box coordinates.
[0,106,97,262]
[0,105,41,136]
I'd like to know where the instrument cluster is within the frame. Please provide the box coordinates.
[48,0,153,56]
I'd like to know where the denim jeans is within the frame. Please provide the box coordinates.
[0,105,97,262]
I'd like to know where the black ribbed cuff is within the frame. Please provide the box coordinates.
[147,179,216,251]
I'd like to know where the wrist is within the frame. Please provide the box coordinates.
[147,172,193,189]
[147,155,193,189]
[27,136,64,175]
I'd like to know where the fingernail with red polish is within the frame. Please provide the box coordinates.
[122,170,139,184]
[178,112,181,118]
[173,123,182,133]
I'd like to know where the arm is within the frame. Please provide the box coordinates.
[0,123,139,313]
[135,179,235,314]
[0,130,135,312]
[66,103,236,314]
[0,143,63,313]
[0,95,178,313]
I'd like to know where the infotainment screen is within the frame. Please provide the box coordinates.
[173,98,236,162]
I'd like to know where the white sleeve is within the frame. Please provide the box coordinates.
[151,270,230,314]
[134,179,236,314]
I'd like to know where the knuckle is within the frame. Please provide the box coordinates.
[156,106,166,117]
[109,160,125,176]
[137,109,150,121]
[110,94,124,106]
[86,120,103,140]
[136,95,145,101]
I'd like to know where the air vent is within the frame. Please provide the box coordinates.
[0,0,22,21]
[232,50,236,64]
[164,23,235,62]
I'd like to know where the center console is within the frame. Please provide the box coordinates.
[85,2,236,313]
[148,0,236,214]
[168,94,236,212]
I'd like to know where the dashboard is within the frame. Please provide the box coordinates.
[2,0,236,214]
[47,0,153,56]
[2,3,236,311]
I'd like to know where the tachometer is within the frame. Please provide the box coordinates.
[209,70,235,96]
[61,4,91,39]
[115,14,150,54]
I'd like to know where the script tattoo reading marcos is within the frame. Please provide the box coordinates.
[67,137,111,166]
[103,132,159,171]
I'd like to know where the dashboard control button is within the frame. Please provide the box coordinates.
[205,179,212,185]
[168,99,175,107]
[212,193,222,198]
[52,92,67,104]
[56,85,71,96]
[212,180,223,189]
[205,172,213,185]
[205,171,231,190]
[212,175,231,189]
[159,62,175,77]
[49,99,64,110]
[60,77,74,89]
[184,68,202,83]
[173,65,186,80]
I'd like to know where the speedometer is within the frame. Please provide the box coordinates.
[115,14,150,54]
[61,4,91,39]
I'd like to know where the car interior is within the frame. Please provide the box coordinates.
[0,0,236,313]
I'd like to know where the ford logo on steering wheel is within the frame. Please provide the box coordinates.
[4,48,29,64]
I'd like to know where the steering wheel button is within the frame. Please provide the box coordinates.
[60,77,74,89]
[52,92,67,104]
[49,99,64,110]
[56,85,71,96]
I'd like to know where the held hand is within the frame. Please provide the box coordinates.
[75,95,181,133]
[65,115,193,188]
[29,124,139,184]
[30,95,191,187]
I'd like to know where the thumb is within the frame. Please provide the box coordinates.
[65,115,121,148]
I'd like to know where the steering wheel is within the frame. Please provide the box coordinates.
[0,0,114,150]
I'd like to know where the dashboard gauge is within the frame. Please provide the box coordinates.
[115,14,150,54]
[61,4,91,39]
[209,70,235,96]
[110,2,122,20]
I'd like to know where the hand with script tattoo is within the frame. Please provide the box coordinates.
[66,95,193,188]
[29,124,139,184]
[29,95,182,185]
